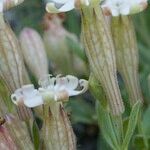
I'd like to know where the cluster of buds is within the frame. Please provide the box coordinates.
[11,74,88,149]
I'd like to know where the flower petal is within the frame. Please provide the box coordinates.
[46,0,74,13]
[21,84,34,97]
[67,79,88,96]
[11,89,23,105]
[111,8,120,16]
[23,93,43,108]
[120,4,130,15]
[65,75,79,90]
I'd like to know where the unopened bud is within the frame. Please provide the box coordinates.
[0,117,18,149]
[0,14,32,121]
[2,114,34,149]
[19,28,49,80]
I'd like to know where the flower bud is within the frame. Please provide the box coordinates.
[0,115,34,150]
[0,97,8,116]
[111,16,143,105]
[0,117,18,149]
[43,13,87,76]
[3,0,24,11]
[81,2,124,115]
[0,15,23,91]
[0,13,32,121]
[19,28,49,80]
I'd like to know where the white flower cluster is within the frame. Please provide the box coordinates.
[101,0,148,16]
[45,0,148,16]
[11,75,88,108]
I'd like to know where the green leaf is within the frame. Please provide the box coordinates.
[97,102,120,150]
[142,106,150,136]
[122,102,141,149]
[123,118,129,137]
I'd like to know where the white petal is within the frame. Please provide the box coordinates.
[68,79,88,96]
[46,0,74,13]
[111,8,120,16]
[11,89,23,105]
[120,5,130,15]
[38,74,88,99]
[39,74,55,89]
[46,3,60,13]
[65,75,79,90]
[22,84,34,96]
[80,0,90,6]
[55,76,68,90]
[129,0,147,14]
[58,0,74,12]
[11,94,20,105]
[52,0,69,3]
[24,95,43,108]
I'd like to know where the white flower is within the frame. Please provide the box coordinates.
[101,0,148,16]
[45,0,91,13]
[39,74,88,100]
[11,84,43,108]
[11,75,88,108]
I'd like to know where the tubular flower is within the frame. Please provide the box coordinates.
[45,0,125,116]
[101,0,148,16]
[11,75,88,150]
[101,0,145,105]
[19,28,49,80]
[111,16,143,105]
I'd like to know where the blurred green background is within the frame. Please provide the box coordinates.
[4,1,150,149]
